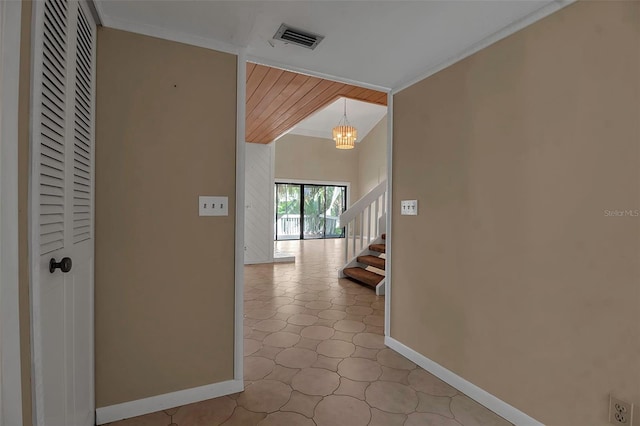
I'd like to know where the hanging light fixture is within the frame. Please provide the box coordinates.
[333,98,357,149]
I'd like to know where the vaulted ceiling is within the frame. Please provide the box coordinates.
[246,63,386,144]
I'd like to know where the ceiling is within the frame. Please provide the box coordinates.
[246,63,386,144]
[95,0,554,90]
[288,97,387,143]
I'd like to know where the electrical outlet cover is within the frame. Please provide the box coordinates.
[610,395,634,426]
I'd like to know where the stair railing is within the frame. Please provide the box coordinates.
[339,180,387,265]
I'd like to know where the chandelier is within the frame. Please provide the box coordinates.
[333,98,357,149]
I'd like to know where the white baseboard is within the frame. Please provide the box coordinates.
[244,259,273,265]
[384,337,544,426]
[95,379,244,425]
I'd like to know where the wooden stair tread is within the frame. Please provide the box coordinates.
[357,255,385,270]
[343,267,384,288]
[369,243,386,253]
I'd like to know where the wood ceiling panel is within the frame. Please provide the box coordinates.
[247,75,323,141]
[252,79,339,143]
[246,62,256,79]
[246,67,284,113]
[263,82,349,143]
[246,64,269,102]
[246,71,295,126]
[371,92,389,104]
[246,73,311,138]
[246,63,387,144]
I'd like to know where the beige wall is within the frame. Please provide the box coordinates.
[391,2,639,425]
[18,1,33,424]
[95,28,237,407]
[275,134,360,203]
[357,117,387,200]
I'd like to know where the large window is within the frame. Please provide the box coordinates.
[275,183,347,240]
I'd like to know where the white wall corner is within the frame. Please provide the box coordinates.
[384,337,545,426]
[95,380,244,425]
[235,50,247,384]
[268,142,275,263]
[244,142,276,265]
[384,92,393,337]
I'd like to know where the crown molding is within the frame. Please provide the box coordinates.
[99,13,240,56]
[391,0,576,94]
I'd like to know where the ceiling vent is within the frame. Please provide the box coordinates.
[273,24,324,50]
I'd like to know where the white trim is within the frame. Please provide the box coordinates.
[89,0,106,26]
[244,259,275,265]
[84,0,98,418]
[101,15,239,56]
[0,1,24,424]
[274,178,350,187]
[384,337,545,426]
[95,380,243,425]
[384,93,393,336]
[247,55,391,93]
[28,0,46,422]
[391,0,576,94]
[268,142,276,262]
[235,50,247,385]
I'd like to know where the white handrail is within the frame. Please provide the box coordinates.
[339,180,388,268]
[340,180,387,225]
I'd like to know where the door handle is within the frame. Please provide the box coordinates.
[49,257,72,273]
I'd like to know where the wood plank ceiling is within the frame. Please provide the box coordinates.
[246,63,387,144]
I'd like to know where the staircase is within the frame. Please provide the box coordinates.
[338,180,388,295]
[342,233,386,291]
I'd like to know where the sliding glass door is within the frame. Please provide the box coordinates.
[275,183,347,240]
[275,184,301,240]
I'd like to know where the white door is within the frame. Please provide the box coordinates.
[30,1,96,425]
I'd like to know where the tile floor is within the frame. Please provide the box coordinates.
[110,239,511,426]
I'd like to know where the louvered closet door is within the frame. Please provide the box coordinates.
[30,1,96,425]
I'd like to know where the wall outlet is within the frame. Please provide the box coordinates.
[199,196,229,216]
[610,395,634,425]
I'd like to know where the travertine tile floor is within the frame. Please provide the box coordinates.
[111,239,511,426]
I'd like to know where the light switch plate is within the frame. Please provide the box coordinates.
[401,200,418,216]
[199,196,228,216]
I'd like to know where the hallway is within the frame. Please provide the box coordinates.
[111,239,511,426]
